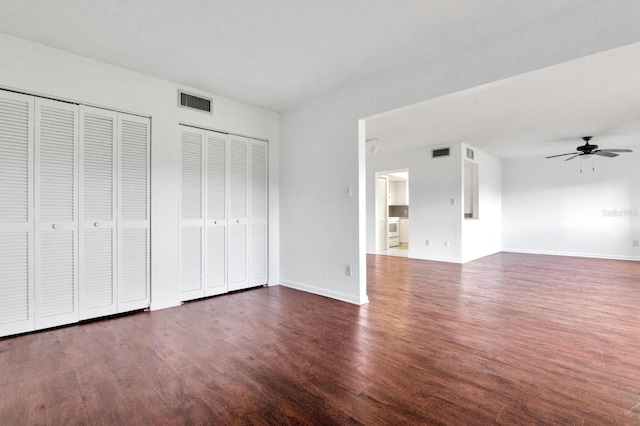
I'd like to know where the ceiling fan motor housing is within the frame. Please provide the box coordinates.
[577,143,597,153]
[576,136,596,153]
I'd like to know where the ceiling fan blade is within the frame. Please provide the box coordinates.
[545,152,576,159]
[563,154,580,161]
[598,149,633,153]
[595,151,618,158]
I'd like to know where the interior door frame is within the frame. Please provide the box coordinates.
[376,169,410,255]
[375,173,388,252]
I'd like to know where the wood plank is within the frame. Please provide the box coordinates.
[2,252,640,423]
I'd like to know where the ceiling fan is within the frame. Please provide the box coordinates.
[546,136,633,161]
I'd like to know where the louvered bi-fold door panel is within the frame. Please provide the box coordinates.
[205,131,228,296]
[180,128,205,301]
[117,114,150,311]
[228,135,249,291]
[34,98,79,330]
[249,140,268,286]
[0,91,35,337]
[79,106,117,320]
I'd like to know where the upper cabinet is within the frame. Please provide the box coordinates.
[389,180,409,205]
[396,180,408,205]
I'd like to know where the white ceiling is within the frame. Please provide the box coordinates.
[365,42,640,160]
[0,0,582,112]
[1,1,639,160]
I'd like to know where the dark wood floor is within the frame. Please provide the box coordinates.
[2,252,640,425]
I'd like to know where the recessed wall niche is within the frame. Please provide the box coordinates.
[464,160,479,219]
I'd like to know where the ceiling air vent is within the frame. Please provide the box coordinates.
[432,147,450,158]
[466,148,475,160]
[178,90,212,113]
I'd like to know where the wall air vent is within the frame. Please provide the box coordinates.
[178,90,212,113]
[432,147,450,158]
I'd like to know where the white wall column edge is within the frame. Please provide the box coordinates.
[357,119,368,304]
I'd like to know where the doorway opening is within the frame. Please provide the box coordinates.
[375,169,409,258]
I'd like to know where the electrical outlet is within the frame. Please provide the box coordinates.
[444,241,449,247]
[344,264,352,276]
[634,240,639,247]
[450,198,456,205]
[425,240,430,246]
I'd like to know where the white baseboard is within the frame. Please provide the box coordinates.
[280,280,369,305]
[149,299,182,311]
[501,248,640,262]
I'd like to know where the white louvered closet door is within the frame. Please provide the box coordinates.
[79,106,117,320]
[228,135,249,291]
[117,114,150,312]
[180,128,205,301]
[0,91,35,337]
[34,98,79,330]
[205,131,228,296]
[249,139,268,286]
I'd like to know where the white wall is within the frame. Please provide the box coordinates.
[366,145,463,262]
[502,149,640,260]
[365,144,501,264]
[279,98,364,303]
[461,145,502,263]
[0,33,280,310]
[279,3,640,304]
